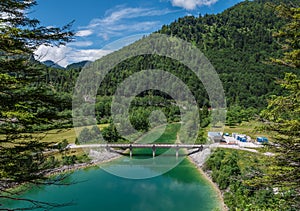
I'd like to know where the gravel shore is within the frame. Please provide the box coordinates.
[44,149,121,176]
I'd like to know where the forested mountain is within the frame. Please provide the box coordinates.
[156,0,298,108]
[89,0,298,111]
[42,60,64,69]
[34,0,300,130]
[2,0,298,131]
[66,60,91,70]
[42,60,91,70]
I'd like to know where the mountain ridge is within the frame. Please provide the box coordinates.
[41,60,92,70]
[42,60,64,69]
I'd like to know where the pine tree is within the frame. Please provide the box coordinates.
[0,0,74,209]
[257,3,300,209]
[271,3,300,67]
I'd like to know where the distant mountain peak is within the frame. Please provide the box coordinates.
[42,60,64,69]
[66,60,92,70]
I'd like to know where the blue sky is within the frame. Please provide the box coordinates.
[32,0,244,67]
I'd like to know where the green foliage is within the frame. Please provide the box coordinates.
[76,153,90,163]
[0,0,75,132]
[158,0,299,108]
[195,128,207,144]
[129,107,151,131]
[43,0,299,129]
[259,73,300,208]
[226,106,258,126]
[199,106,211,128]
[271,4,300,68]
[43,156,60,169]
[56,139,69,151]
[255,3,300,209]
[205,149,293,210]
[0,0,74,209]
[0,0,298,209]
[95,96,112,124]
[77,124,123,144]
[209,150,240,189]
[62,155,77,165]
[0,0,73,54]
[78,128,92,143]
[101,124,123,142]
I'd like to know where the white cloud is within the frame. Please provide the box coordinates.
[171,0,218,10]
[97,21,159,40]
[76,29,93,37]
[69,49,113,62]
[82,6,174,40]
[34,6,176,66]
[97,7,173,25]
[34,45,112,67]
[68,41,93,47]
[34,45,71,67]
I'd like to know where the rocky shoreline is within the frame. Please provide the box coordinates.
[2,150,120,191]
[45,149,121,176]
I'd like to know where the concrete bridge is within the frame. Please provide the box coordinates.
[69,143,207,158]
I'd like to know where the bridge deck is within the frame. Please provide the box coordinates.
[69,143,206,158]
[70,143,206,149]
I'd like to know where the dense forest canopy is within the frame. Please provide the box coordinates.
[72,0,296,131]
[76,0,299,122]
[204,2,299,210]
[158,0,299,108]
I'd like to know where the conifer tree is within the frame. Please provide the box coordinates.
[258,3,300,209]
[0,0,74,209]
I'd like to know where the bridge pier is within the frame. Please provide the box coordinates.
[176,144,179,159]
[129,144,132,159]
[152,145,156,158]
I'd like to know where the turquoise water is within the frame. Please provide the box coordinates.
[3,158,221,210]
[3,124,221,210]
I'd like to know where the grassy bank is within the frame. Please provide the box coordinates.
[0,124,109,145]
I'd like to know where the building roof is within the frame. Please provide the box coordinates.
[208,132,222,137]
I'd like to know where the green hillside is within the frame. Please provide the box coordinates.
[2,0,298,132]
[94,0,298,111]
[159,0,296,108]
[28,0,300,131]
[159,0,299,107]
